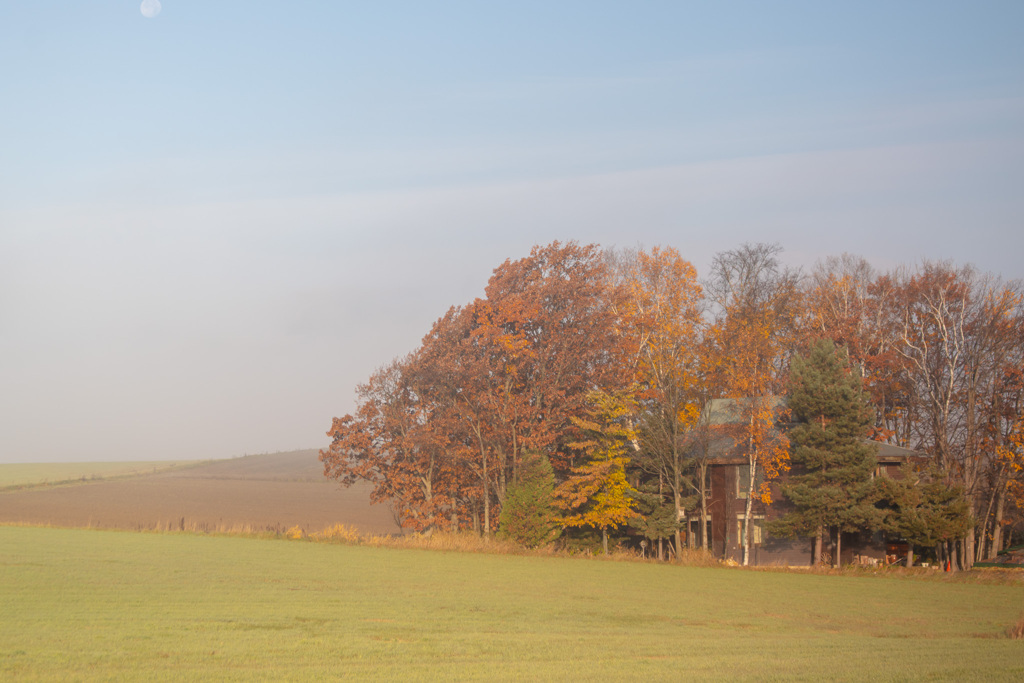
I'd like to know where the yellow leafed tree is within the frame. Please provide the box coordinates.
[554,390,638,554]
[617,246,706,555]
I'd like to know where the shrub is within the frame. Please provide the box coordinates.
[311,523,363,543]
[498,451,561,548]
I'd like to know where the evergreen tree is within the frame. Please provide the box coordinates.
[877,465,971,567]
[768,339,882,566]
[497,451,561,548]
[627,484,685,560]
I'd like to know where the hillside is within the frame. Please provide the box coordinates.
[0,450,400,535]
[0,460,203,489]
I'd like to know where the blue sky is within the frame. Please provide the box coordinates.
[2,1,1022,462]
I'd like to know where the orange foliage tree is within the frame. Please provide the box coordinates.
[321,354,470,532]
[467,242,629,529]
[615,246,706,554]
[321,242,630,535]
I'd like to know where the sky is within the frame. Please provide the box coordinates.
[2,1,1023,463]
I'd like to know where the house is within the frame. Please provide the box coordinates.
[684,398,924,566]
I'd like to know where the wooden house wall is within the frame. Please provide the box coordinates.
[702,463,891,566]
[708,465,729,558]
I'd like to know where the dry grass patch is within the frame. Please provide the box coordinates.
[300,524,724,567]
[1007,613,1024,640]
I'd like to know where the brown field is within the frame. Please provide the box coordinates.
[0,450,401,535]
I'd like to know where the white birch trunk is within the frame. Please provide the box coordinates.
[743,459,756,567]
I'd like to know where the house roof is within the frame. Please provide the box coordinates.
[695,397,927,464]
[705,397,790,426]
[872,441,926,463]
[695,397,789,464]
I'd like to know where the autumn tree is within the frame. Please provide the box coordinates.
[614,246,706,556]
[988,395,1024,556]
[470,242,629,500]
[320,241,1024,567]
[554,391,639,554]
[799,258,1024,565]
[800,254,876,361]
[886,264,1024,566]
[769,340,882,567]
[412,303,496,532]
[961,280,1024,561]
[705,243,797,565]
[322,242,631,536]
[321,354,465,532]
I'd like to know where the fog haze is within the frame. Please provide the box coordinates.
[2,2,1022,462]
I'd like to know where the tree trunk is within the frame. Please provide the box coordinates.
[673,476,684,558]
[699,462,710,552]
[905,547,914,568]
[834,528,842,569]
[977,475,1000,562]
[975,516,988,563]
[482,448,491,537]
[700,483,708,552]
[742,461,756,567]
[658,538,664,561]
[990,491,1006,560]
[813,526,823,566]
[674,530,683,559]
[483,491,491,540]
[602,527,609,555]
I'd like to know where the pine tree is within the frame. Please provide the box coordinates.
[878,465,971,567]
[769,339,882,566]
[627,484,684,560]
[497,450,561,548]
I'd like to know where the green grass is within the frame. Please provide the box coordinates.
[1,527,1022,681]
[0,461,204,489]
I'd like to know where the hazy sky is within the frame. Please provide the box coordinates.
[2,2,1022,463]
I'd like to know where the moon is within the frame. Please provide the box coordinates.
[140,0,162,19]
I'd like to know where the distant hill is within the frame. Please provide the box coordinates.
[158,450,329,483]
[0,460,204,490]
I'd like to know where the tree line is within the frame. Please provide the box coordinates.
[320,241,1024,567]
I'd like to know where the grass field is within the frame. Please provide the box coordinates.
[0,460,204,489]
[2,526,1022,681]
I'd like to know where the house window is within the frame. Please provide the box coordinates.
[688,517,712,548]
[736,466,762,498]
[736,516,765,545]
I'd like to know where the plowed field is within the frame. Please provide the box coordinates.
[0,450,400,535]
